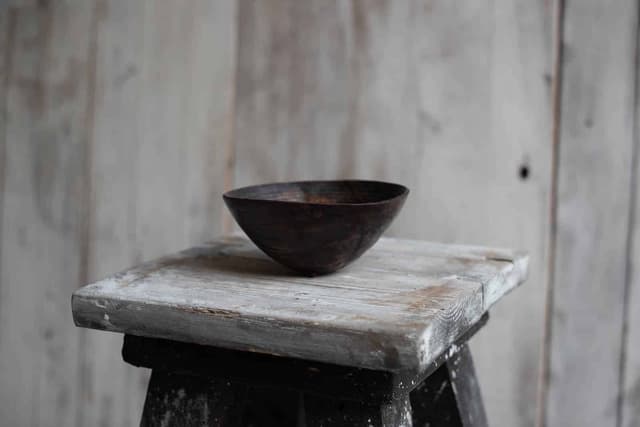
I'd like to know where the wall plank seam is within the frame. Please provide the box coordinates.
[224,0,240,235]
[0,5,16,346]
[546,0,638,424]
[618,2,640,426]
[75,2,101,426]
[538,0,565,425]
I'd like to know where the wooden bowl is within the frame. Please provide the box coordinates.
[223,180,409,275]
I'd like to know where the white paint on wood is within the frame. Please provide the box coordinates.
[546,1,638,426]
[73,236,528,373]
[0,3,95,426]
[233,1,551,425]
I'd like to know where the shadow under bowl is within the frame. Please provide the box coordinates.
[223,180,409,276]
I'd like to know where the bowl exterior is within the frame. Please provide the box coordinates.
[223,194,407,275]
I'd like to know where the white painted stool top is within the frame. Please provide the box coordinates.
[72,235,527,372]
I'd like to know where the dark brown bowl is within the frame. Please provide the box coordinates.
[223,180,409,275]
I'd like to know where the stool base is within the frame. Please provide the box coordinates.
[126,336,487,427]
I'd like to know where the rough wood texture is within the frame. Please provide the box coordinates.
[139,370,411,427]
[622,91,640,427]
[126,333,487,426]
[0,7,7,420]
[0,2,238,426]
[234,1,551,424]
[73,235,527,373]
[304,394,412,427]
[123,334,398,403]
[78,2,148,425]
[0,3,96,426]
[78,1,238,426]
[135,0,235,260]
[8,2,640,426]
[545,1,638,426]
[122,316,487,404]
[411,344,487,427]
[140,372,249,427]
[0,2,8,294]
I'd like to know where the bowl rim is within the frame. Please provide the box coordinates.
[223,179,409,207]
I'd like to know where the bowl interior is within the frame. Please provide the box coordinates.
[224,180,408,205]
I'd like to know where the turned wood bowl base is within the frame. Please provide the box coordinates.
[122,315,488,427]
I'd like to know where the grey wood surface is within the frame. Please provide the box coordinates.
[0,7,7,420]
[545,1,639,426]
[0,2,237,426]
[233,1,552,425]
[2,1,639,426]
[0,0,7,286]
[134,0,235,258]
[78,2,147,425]
[78,1,238,426]
[73,235,528,372]
[0,4,95,426]
[622,106,640,427]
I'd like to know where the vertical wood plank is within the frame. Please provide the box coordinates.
[78,1,147,425]
[0,2,96,426]
[234,0,355,184]
[344,5,553,423]
[621,50,640,427]
[180,0,238,244]
[136,0,235,260]
[474,4,552,425]
[622,146,640,427]
[79,1,238,426]
[0,2,9,283]
[546,1,638,426]
[234,1,552,426]
[0,12,9,422]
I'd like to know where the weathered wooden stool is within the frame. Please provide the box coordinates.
[72,236,527,426]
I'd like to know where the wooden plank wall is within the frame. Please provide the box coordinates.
[87,1,237,424]
[81,2,147,424]
[543,1,640,427]
[0,4,95,425]
[0,0,237,425]
[234,1,552,426]
[622,113,640,427]
[621,3,640,426]
[0,1,639,427]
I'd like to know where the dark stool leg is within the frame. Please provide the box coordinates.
[303,393,412,427]
[410,344,488,427]
[240,387,300,426]
[140,370,301,427]
[140,371,246,426]
[127,334,487,427]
